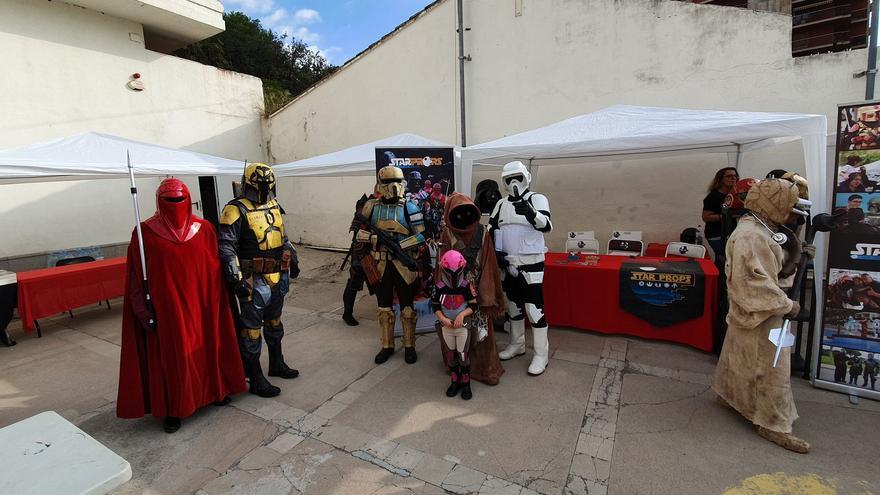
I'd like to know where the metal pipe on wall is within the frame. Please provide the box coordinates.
[457,0,468,147]
[867,0,880,98]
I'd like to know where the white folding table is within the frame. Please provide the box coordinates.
[0,411,132,494]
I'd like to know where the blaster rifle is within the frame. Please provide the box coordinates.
[353,211,419,271]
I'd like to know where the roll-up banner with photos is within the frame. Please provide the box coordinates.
[817,101,880,399]
[375,147,455,333]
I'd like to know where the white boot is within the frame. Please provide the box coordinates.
[528,326,550,376]
[499,318,526,360]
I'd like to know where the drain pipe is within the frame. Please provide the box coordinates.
[867,0,880,98]
[457,0,470,146]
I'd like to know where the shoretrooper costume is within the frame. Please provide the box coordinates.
[219,163,300,398]
[356,166,426,364]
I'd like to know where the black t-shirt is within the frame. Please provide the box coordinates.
[702,189,726,239]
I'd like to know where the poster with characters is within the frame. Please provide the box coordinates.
[818,101,880,397]
[375,147,455,333]
[375,147,455,240]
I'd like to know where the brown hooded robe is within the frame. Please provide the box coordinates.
[712,179,800,433]
[436,193,505,384]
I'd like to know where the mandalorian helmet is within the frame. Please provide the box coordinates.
[869,197,880,213]
[377,165,405,200]
[501,161,531,197]
[242,162,276,204]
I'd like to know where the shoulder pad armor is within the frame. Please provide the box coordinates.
[220,204,242,225]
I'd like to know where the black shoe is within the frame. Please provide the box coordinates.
[404,346,418,364]
[342,313,359,326]
[460,365,472,400]
[164,416,181,433]
[267,345,299,379]
[375,347,395,364]
[249,374,281,398]
[460,382,472,400]
[245,356,281,397]
[446,366,461,397]
[213,396,231,406]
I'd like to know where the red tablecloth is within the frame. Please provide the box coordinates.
[17,257,126,332]
[543,252,717,351]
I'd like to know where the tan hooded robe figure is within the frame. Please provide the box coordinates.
[712,179,810,453]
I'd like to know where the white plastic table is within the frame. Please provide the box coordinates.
[0,411,132,495]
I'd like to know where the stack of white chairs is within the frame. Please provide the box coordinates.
[606,231,643,256]
[664,241,706,259]
[565,231,600,254]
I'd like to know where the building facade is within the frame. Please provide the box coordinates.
[268,0,869,250]
[0,0,266,267]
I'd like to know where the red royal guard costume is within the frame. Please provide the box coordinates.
[117,178,246,433]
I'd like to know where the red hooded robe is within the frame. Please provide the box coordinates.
[117,178,246,419]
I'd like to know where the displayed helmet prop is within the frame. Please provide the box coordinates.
[439,249,467,288]
[242,163,276,204]
[501,161,531,197]
[724,178,758,210]
[475,179,502,214]
[377,165,405,199]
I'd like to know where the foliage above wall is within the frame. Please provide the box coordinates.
[174,12,336,115]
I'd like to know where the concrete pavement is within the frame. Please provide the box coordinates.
[1,248,878,494]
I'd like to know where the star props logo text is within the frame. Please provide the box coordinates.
[849,243,880,260]
[389,157,441,167]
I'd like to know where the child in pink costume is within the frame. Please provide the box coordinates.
[433,250,478,400]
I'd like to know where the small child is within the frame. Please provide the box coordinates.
[433,250,478,400]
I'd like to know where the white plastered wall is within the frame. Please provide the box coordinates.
[269,0,866,250]
[0,0,265,260]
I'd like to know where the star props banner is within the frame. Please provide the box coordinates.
[619,260,705,327]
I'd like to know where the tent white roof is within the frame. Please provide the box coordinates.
[273,133,454,178]
[0,132,248,183]
[460,105,828,215]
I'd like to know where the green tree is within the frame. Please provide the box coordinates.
[175,12,336,114]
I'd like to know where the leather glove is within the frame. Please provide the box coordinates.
[785,300,801,319]
[234,280,251,299]
[513,198,537,223]
[802,243,816,260]
[289,252,300,279]
[356,229,377,247]
[496,250,509,270]
[137,308,157,332]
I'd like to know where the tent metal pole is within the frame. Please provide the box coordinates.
[457,0,468,147]
[866,0,880,99]
[734,144,742,171]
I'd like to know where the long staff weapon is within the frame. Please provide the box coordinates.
[127,151,155,329]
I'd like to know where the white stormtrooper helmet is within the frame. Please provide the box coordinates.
[501,161,531,197]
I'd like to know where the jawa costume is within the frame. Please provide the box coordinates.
[219,163,300,398]
[355,165,426,364]
[489,161,553,376]
[117,178,246,433]
[436,193,505,385]
[342,193,375,326]
[433,250,477,400]
[712,179,810,453]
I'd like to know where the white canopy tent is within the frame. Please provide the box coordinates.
[0,132,248,184]
[460,105,828,214]
[462,104,830,380]
[273,132,458,183]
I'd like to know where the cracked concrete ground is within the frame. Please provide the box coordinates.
[1,247,879,495]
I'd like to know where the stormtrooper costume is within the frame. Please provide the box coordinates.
[488,161,552,376]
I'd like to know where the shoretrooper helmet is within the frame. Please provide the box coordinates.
[377,165,405,199]
[242,163,276,204]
